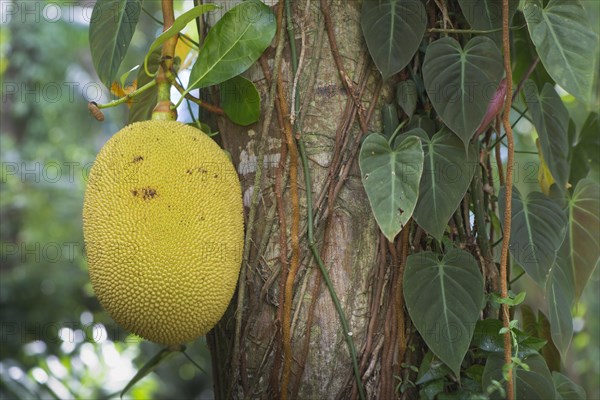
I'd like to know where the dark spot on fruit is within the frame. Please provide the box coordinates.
[132,155,144,163]
[214,174,219,179]
[131,187,158,200]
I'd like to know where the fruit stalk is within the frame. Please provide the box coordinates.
[152,0,178,121]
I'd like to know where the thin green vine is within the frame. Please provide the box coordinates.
[284,1,366,399]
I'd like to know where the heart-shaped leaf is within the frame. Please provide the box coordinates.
[423,37,503,148]
[561,178,600,300]
[189,0,276,89]
[483,353,556,399]
[359,132,424,241]
[89,0,143,89]
[546,254,574,359]
[220,75,260,126]
[499,187,567,287]
[404,249,484,376]
[457,0,519,46]
[412,129,478,240]
[523,81,569,192]
[397,80,418,118]
[524,0,599,107]
[553,372,587,400]
[381,103,400,139]
[361,0,427,80]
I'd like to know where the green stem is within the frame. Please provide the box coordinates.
[286,1,365,398]
[95,79,157,109]
[299,139,366,400]
[508,271,526,285]
[388,120,408,146]
[488,107,529,150]
[141,5,199,48]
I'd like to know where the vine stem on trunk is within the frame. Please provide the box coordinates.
[500,0,515,399]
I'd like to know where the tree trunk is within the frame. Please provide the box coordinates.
[208,2,413,398]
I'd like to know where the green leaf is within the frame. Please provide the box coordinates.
[561,178,600,300]
[121,346,180,399]
[498,187,567,287]
[404,248,484,376]
[397,80,418,118]
[523,80,569,191]
[360,0,427,80]
[457,0,519,46]
[471,319,546,357]
[483,353,556,400]
[523,0,599,107]
[569,112,600,186]
[412,129,478,240]
[381,103,399,139]
[188,0,276,89]
[406,116,437,137]
[143,4,217,76]
[422,37,504,148]
[220,75,260,126]
[511,12,554,89]
[537,310,562,372]
[359,133,424,241]
[546,254,574,360]
[89,0,143,89]
[416,351,452,385]
[128,47,160,124]
[553,372,586,400]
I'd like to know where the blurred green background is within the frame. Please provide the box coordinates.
[1,1,212,399]
[0,0,598,399]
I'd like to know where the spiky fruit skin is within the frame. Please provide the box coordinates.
[83,120,244,345]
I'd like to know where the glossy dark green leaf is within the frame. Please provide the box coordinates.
[189,0,276,89]
[404,249,484,376]
[381,103,399,139]
[561,178,600,300]
[406,116,437,137]
[483,353,556,400]
[128,47,160,123]
[423,37,503,148]
[143,4,217,76]
[457,0,519,46]
[499,187,567,287]
[416,351,451,385]
[523,80,569,191]
[359,132,424,241]
[89,0,143,89]
[397,80,418,118]
[220,75,260,126]
[412,129,478,240]
[471,319,546,357]
[570,113,600,185]
[537,310,562,372]
[511,12,554,88]
[546,247,575,361]
[553,372,586,400]
[361,0,427,80]
[523,0,599,107]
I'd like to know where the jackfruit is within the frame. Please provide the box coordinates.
[83,120,244,345]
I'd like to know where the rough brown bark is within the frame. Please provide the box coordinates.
[208,2,408,398]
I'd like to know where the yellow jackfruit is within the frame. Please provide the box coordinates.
[83,120,244,345]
